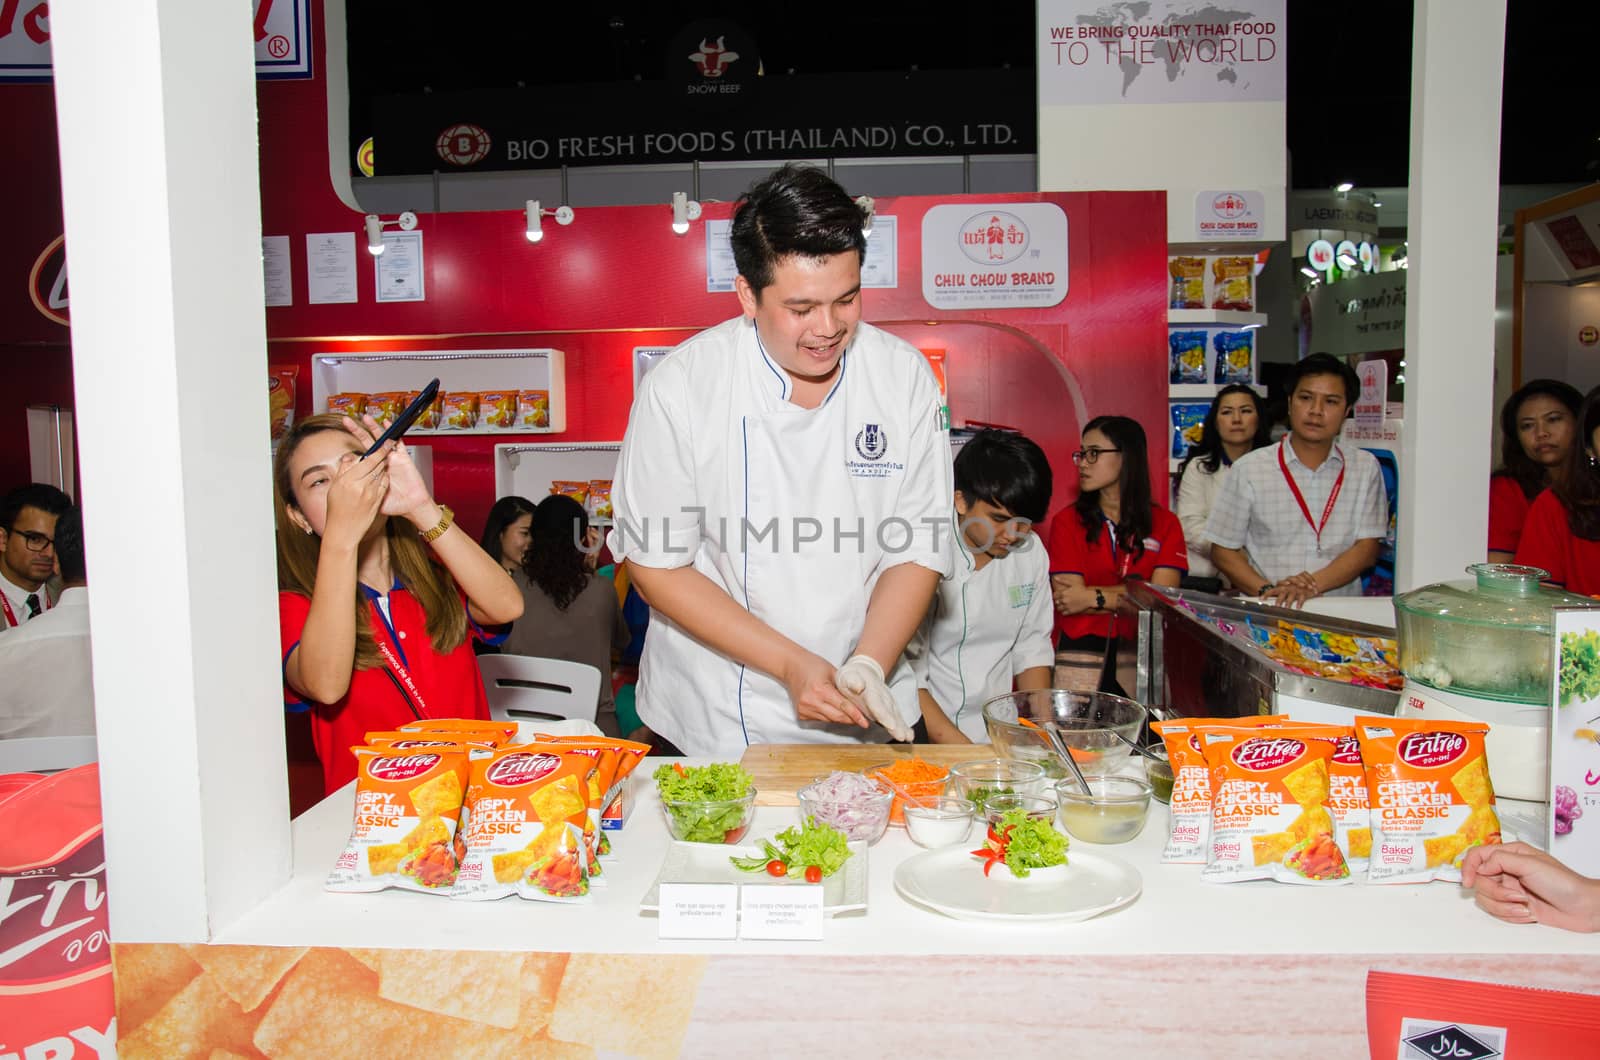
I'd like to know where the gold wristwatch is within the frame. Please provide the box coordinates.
[421,504,454,543]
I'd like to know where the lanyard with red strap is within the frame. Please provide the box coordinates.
[368,596,429,719]
[0,589,48,629]
[1278,438,1345,549]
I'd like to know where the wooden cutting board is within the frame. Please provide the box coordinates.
[739,743,997,805]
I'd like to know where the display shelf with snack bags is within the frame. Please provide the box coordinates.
[496,443,622,527]
[310,349,567,435]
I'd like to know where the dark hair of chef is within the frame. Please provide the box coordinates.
[953,429,1054,525]
[1073,415,1155,560]
[729,163,868,296]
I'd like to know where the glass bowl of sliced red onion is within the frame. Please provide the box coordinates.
[796,771,895,845]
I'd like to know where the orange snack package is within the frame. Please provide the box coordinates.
[1328,729,1373,872]
[550,480,590,505]
[366,391,408,426]
[1168,256,1206,309]
[326,392,367,418]
[1355,716,1501,884]
[518,389,550,429]
[403,388,443,429]
[440,392,480,430]
[1211,256,1255,310]
[452,744,600,903]
[326,746,471,894]
[268,366,299,441]
[1151,715,1285,864]
[396,720,518,746]
[363,731,498,752]
[521,736,650,858]
[481,390,518,429]
[587,480,614,521]
[1199,725,1351,885]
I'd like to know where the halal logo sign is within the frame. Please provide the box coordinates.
[960,211,1028,265]
[435,123,492,167]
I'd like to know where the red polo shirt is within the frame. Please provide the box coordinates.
[1514,490,1600,597]
[1488,473,1532,554]
[1047,504,1187,640]
[279,587,498,795]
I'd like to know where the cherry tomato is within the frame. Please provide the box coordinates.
[766,859,787,877]
[804,865,823,884]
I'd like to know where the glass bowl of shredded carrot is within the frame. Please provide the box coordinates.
[862,758,950,826]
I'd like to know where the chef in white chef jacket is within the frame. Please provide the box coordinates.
[909,429,1057,743]
[608,164,953,756]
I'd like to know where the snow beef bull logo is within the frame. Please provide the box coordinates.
[960,211,1029,265]
[689,37,739,78]
[436,123,492,167]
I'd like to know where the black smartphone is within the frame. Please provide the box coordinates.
[361,377,440,456]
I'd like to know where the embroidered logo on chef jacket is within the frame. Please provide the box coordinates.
[1008,584,1036,609]
[855,424,887,461]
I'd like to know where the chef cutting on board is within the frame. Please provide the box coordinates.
[608,164,953,756]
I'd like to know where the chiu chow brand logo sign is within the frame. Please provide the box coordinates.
[436,123,493,167]
[1230,737,1306,772]
[1398,731,1467,769]
[369,753,441,781]
[485,752,561,787]
[960,211,1030,265]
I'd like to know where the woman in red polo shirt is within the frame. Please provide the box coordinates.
[273,413,523,794]
[1516,386,1600,596]
[1489,379,1582,562]
[1048,416,1187,691]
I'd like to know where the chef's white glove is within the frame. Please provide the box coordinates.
[834,654,914,743]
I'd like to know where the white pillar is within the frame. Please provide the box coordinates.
[1396,0,1507,591]
[51,0,291,940]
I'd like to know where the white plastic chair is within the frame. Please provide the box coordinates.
[0,735,98,774]
[479,655,602,725]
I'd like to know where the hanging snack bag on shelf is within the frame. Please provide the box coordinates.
[518,389,551,429]
[1169,330,1209,384]
[326,392,367,418]
[268,366,298,442]
[1169,256,1206,309]
[587,480,614,521]
[366,391,407,427]
[1354,716,1502,884]
[1213,331,1254,384]
[550,481,590,505]
[481,390,518,429]
[1170,401,1209,459]
[1199,724,1352,885]
[1211,256,1255,311]
[440,392,481,430]
[403,387,444,430]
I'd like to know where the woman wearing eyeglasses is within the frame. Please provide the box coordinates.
[1046,416,1188,691]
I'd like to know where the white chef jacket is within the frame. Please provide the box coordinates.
[0,586,95,739]
[608,316,954,756]
[908,522,1055,743]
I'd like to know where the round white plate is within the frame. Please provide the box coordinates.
[893,845,1142,923]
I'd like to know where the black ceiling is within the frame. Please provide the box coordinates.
[345,2,1599,189]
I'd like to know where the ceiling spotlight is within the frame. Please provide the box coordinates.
[855,194,876,238]
[1372,200,1384,208]
[1336,182,1354,192]
[1300,266,1319,278]
[671,191,702,235]
[526,199,543,243]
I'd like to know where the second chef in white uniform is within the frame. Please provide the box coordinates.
[608,165,952,756]
[910,429,1056,743]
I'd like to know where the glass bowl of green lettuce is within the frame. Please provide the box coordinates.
[654,762,758,844]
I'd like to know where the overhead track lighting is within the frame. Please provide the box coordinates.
[524,200,575,243]
[855,194,876,238]
[363,211,418,256]
[671,191,702,235]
